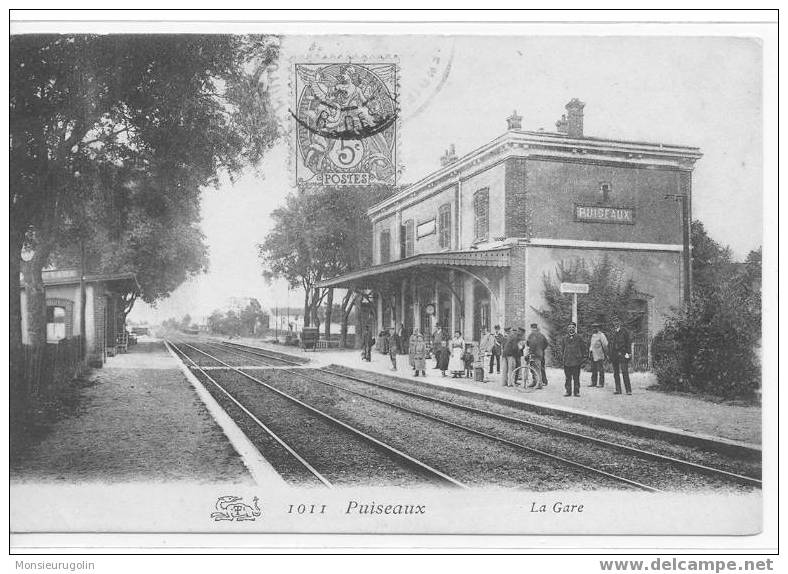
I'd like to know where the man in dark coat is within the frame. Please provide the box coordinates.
[487,325,503,374]
[561,322,586,397]
[501,327,520,387]
[432,325,448,368]
[609,316,632,395]
[360,325,375,361]
[526,322,549,387]
[387,327,401,371]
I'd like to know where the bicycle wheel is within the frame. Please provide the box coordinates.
[529,363,542,387]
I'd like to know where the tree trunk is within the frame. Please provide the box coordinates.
[355,292,364,350]
[303,289,311,327]
[339,290,356,349]
[324,288,334,340]
[23,252,49,349]
[22,247,52,397]
[9,229,25,415]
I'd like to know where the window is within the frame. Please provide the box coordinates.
[46,306,66,341]
[438,203,452,249]
[400,220,415,258]
[473,188,489,242]
[600,182,612,202]
[380,229,391,263]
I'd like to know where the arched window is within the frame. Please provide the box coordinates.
[438,203,452,249]
[473,188,489,242]
[380,229,391,263]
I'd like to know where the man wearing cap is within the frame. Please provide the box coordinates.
[526,323,549,388]
[561,322,586,397]
[609,316,632,395]
[500,327,519,387]
[489,325,504,374]
[588,323,609,387]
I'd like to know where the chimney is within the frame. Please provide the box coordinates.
[555,114,568,134]
[506,110,522,130]
[565,98,585,138]
[440,144,457,167]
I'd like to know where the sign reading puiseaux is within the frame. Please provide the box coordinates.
[560,282,590,294]
[575,205,634,224]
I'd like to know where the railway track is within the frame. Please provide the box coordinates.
[211,343,762,488]
[169,342,761,492]
[167,339,465,489]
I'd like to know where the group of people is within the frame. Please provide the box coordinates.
[358,316,634,397]
[479,324,549,389]
[561,316,632,397]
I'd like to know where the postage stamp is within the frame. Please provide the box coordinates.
[292,61,398,186]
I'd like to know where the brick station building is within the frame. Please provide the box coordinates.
[319,99,702,366]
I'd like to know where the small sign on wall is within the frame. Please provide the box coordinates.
[575,204,635,224]
[417,218,436,238]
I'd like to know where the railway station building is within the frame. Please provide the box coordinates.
[319,99,702,367]
[19,269,138,365]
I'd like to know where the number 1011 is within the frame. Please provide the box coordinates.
[287,504,327,514]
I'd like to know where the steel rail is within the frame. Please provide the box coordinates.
[217,340,306,366]
[198,340,288,367]
[166,340,332,487]
[319,366,762,489]
[174,340,466,489]
[272,367,661,492]
[189,340,760,488]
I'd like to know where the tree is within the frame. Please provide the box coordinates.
[239,298,266,336]
[257,184,392,340]
[690,220,737,299]
[10,34,280,396]
[536,255,640,363]
[652,223,762,398]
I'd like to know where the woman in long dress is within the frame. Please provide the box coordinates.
[448,331,466,378]
[413,335,427,376]
[408,329,420,369]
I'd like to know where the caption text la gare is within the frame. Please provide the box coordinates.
[531,501,584,513]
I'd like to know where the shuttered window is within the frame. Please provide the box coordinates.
[402,219,415,258]
[474,188,489,242]
[380,229,391,263]
[438,204,452,249]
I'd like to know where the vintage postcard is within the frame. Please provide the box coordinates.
[7,11,777,555]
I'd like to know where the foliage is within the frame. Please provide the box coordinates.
[652,224,761,399]
[10,34,281,348]
[536,255,641,364]
[205,299,268,337]
[161,314,194,332]
[257,184,393,328]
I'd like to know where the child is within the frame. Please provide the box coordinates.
[462,344,475,378]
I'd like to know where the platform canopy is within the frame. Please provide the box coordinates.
[317,247,511,290]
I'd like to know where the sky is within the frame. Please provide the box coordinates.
[129,34,763,325]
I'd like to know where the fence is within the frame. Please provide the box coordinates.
[21,336,85,398]
[632,335,651,371]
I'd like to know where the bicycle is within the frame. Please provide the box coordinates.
[511,354,543,390]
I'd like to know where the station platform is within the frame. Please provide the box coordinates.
[10,339,269,485]
[229,337,762,451]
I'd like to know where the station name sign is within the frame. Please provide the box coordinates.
[575,205,635,224]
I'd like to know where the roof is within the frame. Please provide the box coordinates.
[20,269,138,288]
[369,128,703,218]
[317,247,511,289]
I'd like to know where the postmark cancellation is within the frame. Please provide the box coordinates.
[292,61,398,186]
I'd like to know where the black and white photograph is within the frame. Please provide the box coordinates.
[7,10,778,557]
